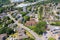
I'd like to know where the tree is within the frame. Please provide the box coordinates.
[0,7,4,13]
[0,0,10,4]
[24,16,30,22]
[6,20,14,24]
[27,6,32,11]
[6,27,15,35]
[25,0,34,2]
[3,16,10,20]
[29,21,47,35]
[34,21,46,35]
[0,27,15,35]
[0,27,6,34]
[20,12,27,16]
[18,8,23,11]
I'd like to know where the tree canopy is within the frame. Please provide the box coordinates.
[0,0,10,4]
[24,16,30,22]
[0,27,15,35]
[35,21,46,35]
[29,21,47,35]
[0,7,4,13]
[20,12,27,16]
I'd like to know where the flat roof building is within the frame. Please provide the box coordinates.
[10,0,24,3]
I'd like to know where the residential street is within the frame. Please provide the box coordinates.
[7,13,41,40]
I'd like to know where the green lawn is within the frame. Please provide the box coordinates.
[38,6,43,20]
[48,37,55,40]
[22,38,34,40]
[51,21,60,26]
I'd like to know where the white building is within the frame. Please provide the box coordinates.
[10,0,24,3]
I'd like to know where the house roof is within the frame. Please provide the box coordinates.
[0,34,7,40]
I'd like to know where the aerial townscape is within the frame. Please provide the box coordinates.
[0,0,60,40]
